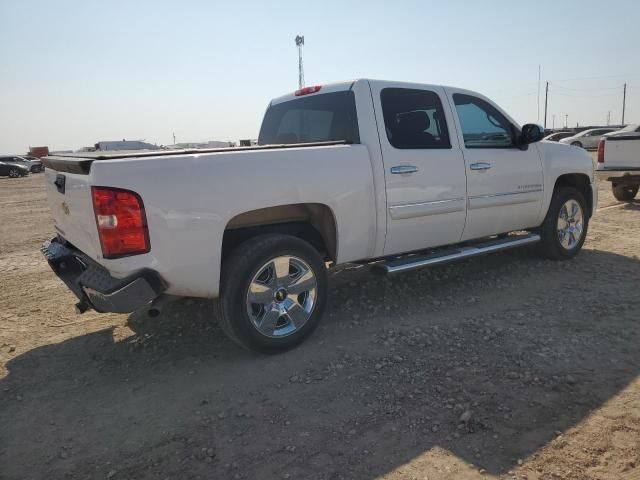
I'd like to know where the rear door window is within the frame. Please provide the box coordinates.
[380,88,451,149]
[258,91,360,145]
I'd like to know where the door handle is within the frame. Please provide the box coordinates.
[470,162,492,171]
[390,165,418,174]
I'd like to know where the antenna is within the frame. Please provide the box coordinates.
[295,35,305,89]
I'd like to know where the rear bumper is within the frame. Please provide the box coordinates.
[596,168,640,182]
[41,238,167,313]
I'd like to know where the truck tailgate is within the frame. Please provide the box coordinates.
[44,167,102,260]
[605,137,640,169]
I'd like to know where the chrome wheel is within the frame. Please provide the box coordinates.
[246,255,317,338]
[557,199,584,250]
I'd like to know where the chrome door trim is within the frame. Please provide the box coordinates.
[389,197,465,220]
[468,189,542,210]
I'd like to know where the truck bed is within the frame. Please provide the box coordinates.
[42,141,350,174]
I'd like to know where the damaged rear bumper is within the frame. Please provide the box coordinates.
[41,238,167,314]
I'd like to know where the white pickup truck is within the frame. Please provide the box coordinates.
[597,134,640,201]
[41,79,597,352]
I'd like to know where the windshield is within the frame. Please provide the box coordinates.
[258,91,360,145]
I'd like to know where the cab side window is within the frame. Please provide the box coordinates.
[381,88,451,149]
[453,94,515,148]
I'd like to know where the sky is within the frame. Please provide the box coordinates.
[1,0,639,153]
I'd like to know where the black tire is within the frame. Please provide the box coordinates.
[8,168,21,178]
[538,187,589,260]
[612,184,639,202]
[216,234,328,353]
[570,141,582,148]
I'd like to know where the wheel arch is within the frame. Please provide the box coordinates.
[553,173,593,217]
[221,203,338,264]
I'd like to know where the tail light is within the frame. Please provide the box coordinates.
[597,139,605,163]
[91,186,150,258]
[294,85,321,96]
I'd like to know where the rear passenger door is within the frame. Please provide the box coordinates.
[370,82,468,255]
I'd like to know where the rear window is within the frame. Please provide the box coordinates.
[258,91,360,145]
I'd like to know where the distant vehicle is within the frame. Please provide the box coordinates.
[29,146,50,158]
[0,155,43,173]
[0,160,29,178]
[543,131,574,142]
[559,128,618,149]
[597,134,640,201]
[603,124,640,138]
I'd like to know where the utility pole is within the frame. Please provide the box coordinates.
[552,114,555,129]
[537,65,541,122]
[172,132,176,145]
[606,111,611,126]
[543,81,549,129]
[622,83,627,125]
[564,114,568,129]
[295,35,305,89]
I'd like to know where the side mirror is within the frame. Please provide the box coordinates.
[520,123,545,144]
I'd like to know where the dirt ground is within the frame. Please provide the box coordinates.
[1,166,639,480]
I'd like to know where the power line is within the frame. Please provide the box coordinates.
[548,73,633,82]
[550,91,620,98]
[549,82,622,92]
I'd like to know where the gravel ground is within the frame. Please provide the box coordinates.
[0,168,639,480]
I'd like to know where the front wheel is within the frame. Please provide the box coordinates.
[538,187,589,260]
[612,184,639,202]
[8,168,22,178]
[216,234,328,353]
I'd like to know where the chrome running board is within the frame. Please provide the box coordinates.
[374,234,541,274]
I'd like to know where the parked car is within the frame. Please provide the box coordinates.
[559,128,618,149]
[597,134,640,201]
[41,79,597,353]
[543,131,574,142]
[603,124,640,138]
[0,155,43,173]
[0,160,30,178]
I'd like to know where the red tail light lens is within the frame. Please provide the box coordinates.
[597,139,605,163]
[91,186,150,258]
[294,85,321,96]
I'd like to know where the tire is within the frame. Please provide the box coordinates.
[8,168,21,178]
[612,184,639,202]
[571,141,583,148]
[538,187,589,260]
[216,234,328,353]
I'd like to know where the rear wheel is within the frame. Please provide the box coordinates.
[216,234,328,353]
[612,184,639,202]
[571,141,583,148]
[538,187,588,260]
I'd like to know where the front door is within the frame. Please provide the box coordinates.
[370,82,468,255]
[445,89,544,240]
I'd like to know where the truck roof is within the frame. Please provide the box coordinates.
[269,79,479,106]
